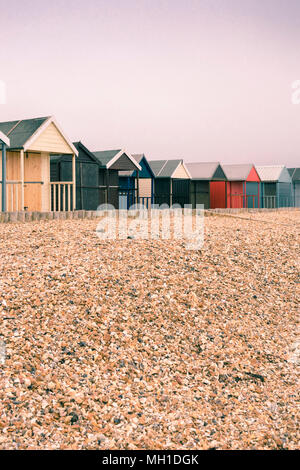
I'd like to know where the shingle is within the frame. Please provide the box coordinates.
[0,117,49,149]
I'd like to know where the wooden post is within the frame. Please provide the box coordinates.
[1,143,6,212]
[136,170,139,204]
[20,150,24,211]
[170,178,173,207]
[72,154,76,210]
[106,168,109,205]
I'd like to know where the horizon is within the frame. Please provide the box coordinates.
[0,0,300,167]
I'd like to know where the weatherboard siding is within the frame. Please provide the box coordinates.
[139,178,152,198]
[28,122,73,154]
[172,163,190,179]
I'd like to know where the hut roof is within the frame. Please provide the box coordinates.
[0,116,78,155]
[149,159,190,178]
[0,117,49,149]
[222,164,255,181]
[93,149,141,171]
[288,168,300,181]
[256,165,291,182]
[119,154,155,178]
[186,162,226,180]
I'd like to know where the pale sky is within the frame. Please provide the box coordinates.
[0,0,299,166]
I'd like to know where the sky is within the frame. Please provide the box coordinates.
[0,0,299,166]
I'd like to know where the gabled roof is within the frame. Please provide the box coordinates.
[73,141,100,164]
[222,164,255,181]
[186,162,226,180]
[149,159,191,178]
[0,117,48,149]
[119,154,155,178]
[288,168,300,181]
[0,116,78,155]
[256,165,291,182]
[0,130,10,147]
[93,149,141,171]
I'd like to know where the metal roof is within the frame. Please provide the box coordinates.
[0,117,49,149]
[186,162,223,180]
[149,159,183,178]
[255,165,287,182]
[222,164,254,181]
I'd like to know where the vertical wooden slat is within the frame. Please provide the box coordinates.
[62,184,65,211]
[53,183,56,212]
[20,150,24,211]
[10,184,13,211]
[58,184,61,211]
[72,154,76,210]
[68,184,71,211]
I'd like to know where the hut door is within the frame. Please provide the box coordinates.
[191,181,210,209]
[295,182,300,207]
[173,179,190,207]
[81,162,99,210]
[246,182,259,208]
[210,182,226,209]
[24,152,42,211]
[230,182,244,208]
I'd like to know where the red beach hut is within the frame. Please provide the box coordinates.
[222,164,260,208]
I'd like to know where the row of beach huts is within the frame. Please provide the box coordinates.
[0,115,299,213]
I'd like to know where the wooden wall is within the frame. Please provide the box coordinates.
[138,178,152,198]
[29,122,72,154]
[172,163,190,179]
[0,150,22,211]
[0,150,50,211]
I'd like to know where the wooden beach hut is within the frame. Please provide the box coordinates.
[186,162,227,209]
[93,149,141,209]
[222,164,260,208]
[51,141,103,210]
[256,165,293,208]
[288,168,300,207]
[149,159,191,207]
[0,116,78,212]
[119,154,155,209]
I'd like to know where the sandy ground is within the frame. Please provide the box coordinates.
[0,211,299,449]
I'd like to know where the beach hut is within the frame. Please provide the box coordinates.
[0,116,78,212]
[186,162,227,209]
[119,154,155,209]
[222,164,260,208]
[51,141,103,210]
[0,130,10,212]
[93,149,141,209]
[149,159,191,207]
[288,168,300,207]
[256,165,293,208]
